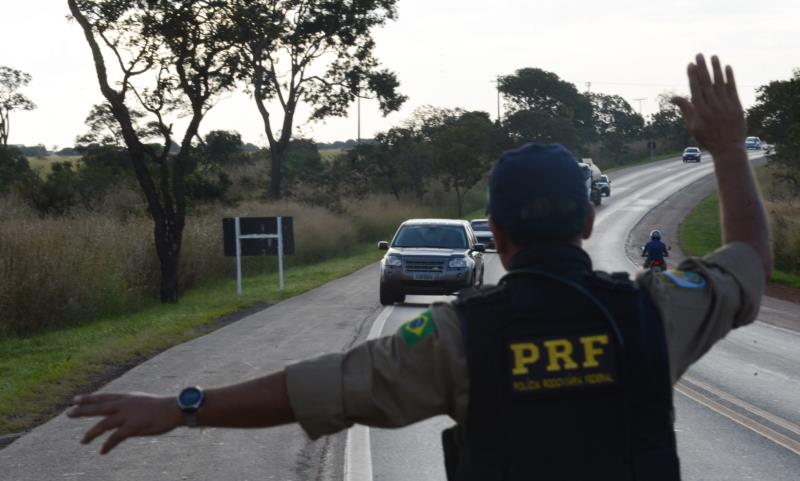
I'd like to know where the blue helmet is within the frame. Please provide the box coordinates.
[650,229,662,241]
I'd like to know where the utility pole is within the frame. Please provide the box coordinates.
[357,95,361,144]
[634,97,646,117]
[492,80,501,124]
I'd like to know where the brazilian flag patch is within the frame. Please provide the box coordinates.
[400,310,436,347]
[662,270,707,289]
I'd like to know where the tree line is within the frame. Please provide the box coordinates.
[1,0,793,306]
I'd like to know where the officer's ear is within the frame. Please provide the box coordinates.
[581,204,595,240]
[489,217,518,268]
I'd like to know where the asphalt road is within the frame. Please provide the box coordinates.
[2,151,798,480]
[361,151,800,481]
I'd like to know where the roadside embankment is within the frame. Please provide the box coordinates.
[624,159,800,332]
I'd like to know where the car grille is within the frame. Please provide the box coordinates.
[405,259,446,273]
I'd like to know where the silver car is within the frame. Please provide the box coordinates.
[470,218,495,249]
[378,219,485,305]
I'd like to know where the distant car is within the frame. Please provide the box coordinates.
[682,147,702,163]
[378,219,485,305]
[597,175,611,196]
[470,219,495,249]
[745,136,762,150]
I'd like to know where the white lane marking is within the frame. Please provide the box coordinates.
[344,305,394,481]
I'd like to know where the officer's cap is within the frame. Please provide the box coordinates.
[488,143,589,243]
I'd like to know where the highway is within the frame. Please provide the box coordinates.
[1,152,798,480]
[355,151,800,481]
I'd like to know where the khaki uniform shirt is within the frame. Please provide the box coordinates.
[285,242,765,439]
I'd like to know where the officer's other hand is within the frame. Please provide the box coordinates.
[67,392,182,454]
[671,54,747,156]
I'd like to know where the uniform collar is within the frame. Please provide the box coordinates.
[507,244,593,276]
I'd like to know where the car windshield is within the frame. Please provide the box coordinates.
[471,220,489,230]
[685,148,699,153]
[600,175,608,182]
[393,224,468,249]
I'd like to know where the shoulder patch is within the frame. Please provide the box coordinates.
[399,309,436,347]
[661,270,707,289]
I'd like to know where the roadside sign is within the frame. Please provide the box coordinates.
[223,216,294,294]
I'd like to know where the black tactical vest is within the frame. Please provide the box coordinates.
[444,246,680,481]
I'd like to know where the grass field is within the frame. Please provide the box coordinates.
[681,189,800,289]
[26,155,80,176]
[0,244,382,437]
[319,148,343,161]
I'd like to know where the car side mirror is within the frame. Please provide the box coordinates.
[668,245,672,251]
[473,243,486,253]
[378,241,389,250]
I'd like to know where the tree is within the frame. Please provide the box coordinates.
[0,146,35,194]
[647,92,690,150]
[418,108,498,217]
[232,0,407,199]
[748,70,800,194]
[0,66,36,147]
[202,130,244,165]
[588,93,644,163]
[497,68,593,152]
[68,0,241,302]
[75,103,154,148]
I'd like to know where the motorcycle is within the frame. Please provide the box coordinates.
[641,245,670,272]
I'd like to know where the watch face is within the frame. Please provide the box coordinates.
[179,387,202,407]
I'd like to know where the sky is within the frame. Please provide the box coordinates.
[1,0,798,150]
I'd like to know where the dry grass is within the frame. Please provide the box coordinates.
[0,188,475,334]
[766,199,800,274]
[27,156,81,176]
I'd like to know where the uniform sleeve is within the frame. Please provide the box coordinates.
[284,303,469,440]
[637,241,765,384]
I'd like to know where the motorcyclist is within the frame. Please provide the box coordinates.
[642,229,669,269]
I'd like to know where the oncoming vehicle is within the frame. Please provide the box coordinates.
[577,162,602,206]
[378,219,485,305]
[598,174,611,196]
[682,147,702,162]
[745,136,762,150]
[470,218,495,249]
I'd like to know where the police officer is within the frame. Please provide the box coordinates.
[69,54,771,480]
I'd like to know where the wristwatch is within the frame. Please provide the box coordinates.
[177,386,205,427]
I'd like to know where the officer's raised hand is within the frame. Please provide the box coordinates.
[671,54,747,156]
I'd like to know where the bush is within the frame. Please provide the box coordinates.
[0,147,35,194]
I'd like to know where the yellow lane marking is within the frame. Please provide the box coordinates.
[682,375,800,438]
[675,381,800,456]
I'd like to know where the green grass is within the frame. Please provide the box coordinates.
[0,244,382,436]
[681,191,800,288]
[680,192,722,256]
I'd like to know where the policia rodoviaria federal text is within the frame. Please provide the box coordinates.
[69,54,772,480]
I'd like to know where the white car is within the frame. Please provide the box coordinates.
[470,219,495,250]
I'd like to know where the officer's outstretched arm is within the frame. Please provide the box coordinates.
[672,54,772,280]
[68,371,294,454]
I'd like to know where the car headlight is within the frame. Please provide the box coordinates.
[386,255,402,267]
[449,257,468,268]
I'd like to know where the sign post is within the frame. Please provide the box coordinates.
[223,216,294,295]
